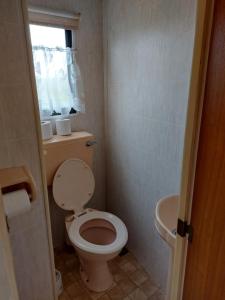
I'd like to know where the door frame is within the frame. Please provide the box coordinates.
[0,1,57,299]
[21,0,57,298]
[170,1,215,299]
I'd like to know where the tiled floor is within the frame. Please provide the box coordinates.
[55,247,164,300]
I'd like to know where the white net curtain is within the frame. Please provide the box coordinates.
[32,46,85,118]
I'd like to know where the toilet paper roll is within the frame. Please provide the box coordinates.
[3,189,31,218]
[55,119,71,136]
[41,121,53,140]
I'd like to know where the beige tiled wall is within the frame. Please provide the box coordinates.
[28,0,106,248]
[0,1,54,299]
[103,0,197,292]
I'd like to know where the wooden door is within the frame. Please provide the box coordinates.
[182,0,225,299]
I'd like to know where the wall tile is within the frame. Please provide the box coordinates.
[0,1,20,24]
[10,223,54,300]
[0,21,28,86]
[0,1,54,299]
[28,0,106,248]
[0,240,13,299]
[104,0,196,292]
[0,85,36,140]
[0,141,10,168]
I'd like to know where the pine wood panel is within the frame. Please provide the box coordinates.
[183,1,225,299]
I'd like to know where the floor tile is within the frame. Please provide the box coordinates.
[108,280,117,291]
[65,257,79,273]
[127,288,148,300]
[88,291,106,300]
[55,248,163,300]
[149,290,165,300]
[62,272,77,289]
[58,291,70,300]
[140,280,159,298]
[73,291,92,300]
[115,255,129,265]
[124,253,141,269]
[55,256,65,273]
[119,261,137,273]
[109,260,120,274]
[107,285,125,300]
[98,295,111,300]
[118,278,136,296]
[66,281,85,299]
[129,269,148,286]
[85,287,105,300]
[113,270,127,283]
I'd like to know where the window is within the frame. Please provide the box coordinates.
[29,24,85,119]
[30,25,67,48]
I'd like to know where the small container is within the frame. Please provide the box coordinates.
[55,119,71,136]
[55,269,63,296]
[41,121,53,140]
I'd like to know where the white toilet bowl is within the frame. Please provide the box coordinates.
[66,210,128,291]
[53,159,128,292]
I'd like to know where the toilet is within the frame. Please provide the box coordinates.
[52,158,128,292]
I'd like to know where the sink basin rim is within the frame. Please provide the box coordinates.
[155,194,179,248]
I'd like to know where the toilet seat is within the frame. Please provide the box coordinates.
[68,210,128,255]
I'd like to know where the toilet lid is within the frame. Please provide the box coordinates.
[53,159,95,212]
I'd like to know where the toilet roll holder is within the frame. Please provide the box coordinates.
[0,166,36,231]
[0,166,36,201]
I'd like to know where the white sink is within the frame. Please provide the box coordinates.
[155,195,179,248]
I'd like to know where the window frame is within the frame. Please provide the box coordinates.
[28,6,80,31]
[28,6,81,120]
[65,30,72,48]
